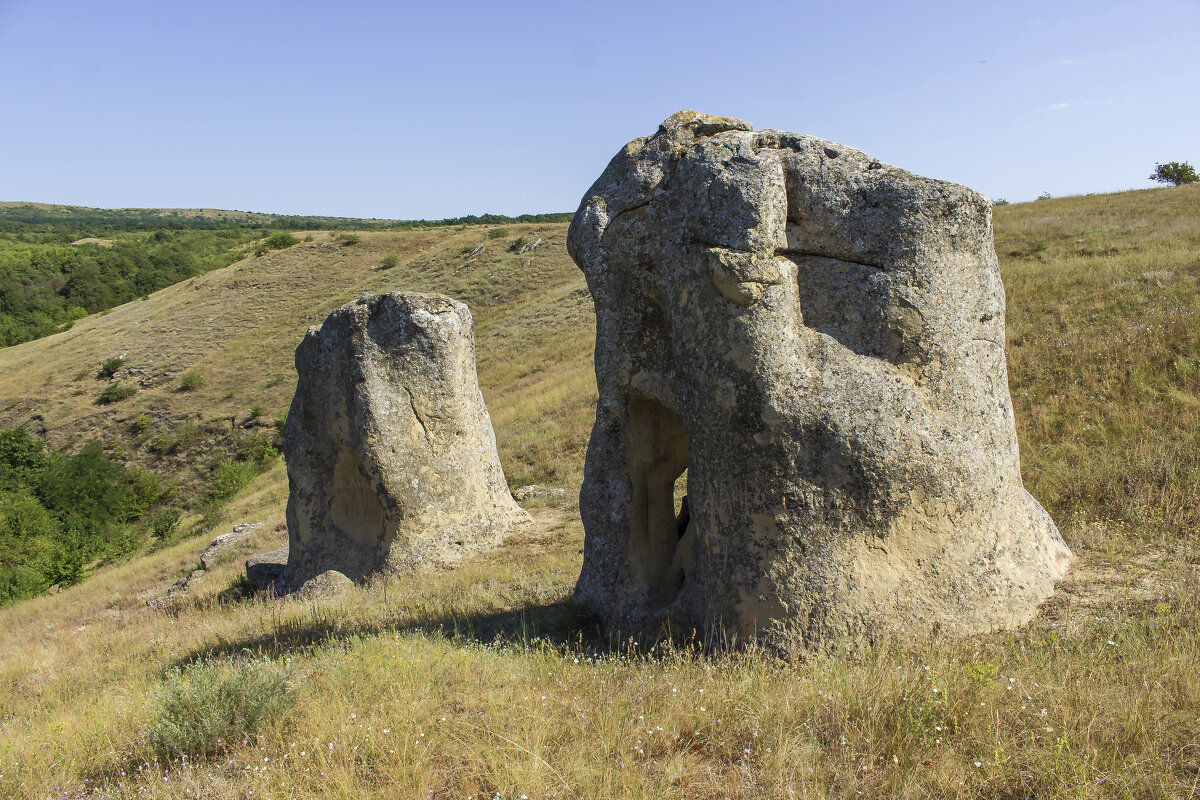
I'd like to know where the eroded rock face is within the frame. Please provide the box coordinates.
[281,293,529,587]
[569,111,1072,648]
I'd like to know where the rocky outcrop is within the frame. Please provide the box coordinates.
[569,111,1072,648]
[148,522,263,607]
[280,292,530,588]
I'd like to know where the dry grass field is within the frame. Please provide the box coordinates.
[0,185,1197,799]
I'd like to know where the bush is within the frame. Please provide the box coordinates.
[174,421,202,450]
[132,413,152,434]
[380,254,399,269]
[248,405,264,420]
[146,661,290,762]
[262,231,299,251]
[236,431,278,463]
[487,228,509,239]
[338,233,361,246]
[208,459,257,501]
[148,433,174,453]
[98,357,125,379]
[96,383,136,405]
[1150,161,1198,186]
[151,508,181,539]
[178,370,205,391]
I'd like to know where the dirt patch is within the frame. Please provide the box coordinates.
[1037,538,1184,631]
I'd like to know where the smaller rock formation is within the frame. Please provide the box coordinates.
[279,292,529,588]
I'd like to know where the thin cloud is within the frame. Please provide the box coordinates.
[1049,102,1071,110]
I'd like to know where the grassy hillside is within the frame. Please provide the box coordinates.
[0,203,573,347]
[0,186,1197,798]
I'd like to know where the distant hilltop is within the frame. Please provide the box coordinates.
[0,201,573,232]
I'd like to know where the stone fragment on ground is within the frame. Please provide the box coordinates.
[511,484,569,502]
[147,521,264,607]
[296,569,355,598]
[245,545,289,591]
[199,522,263,570]
[569,110,1072,649]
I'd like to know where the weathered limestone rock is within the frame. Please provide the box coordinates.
[569,111,1072,648]
[245,546,288,591]
[281,292,530,587]
[199,522,263,570]
[147,521,264,607]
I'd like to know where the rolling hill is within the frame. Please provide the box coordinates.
[0,185,1197,798]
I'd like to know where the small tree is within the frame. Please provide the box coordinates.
[1150,161,1198,186]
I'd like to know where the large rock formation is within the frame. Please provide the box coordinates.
[280,292,529,588]
[569,111,1072,648]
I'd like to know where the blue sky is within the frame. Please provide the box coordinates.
[1,0,1196,218]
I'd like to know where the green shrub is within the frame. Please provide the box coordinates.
[146,661,290,762]
[132,413,152,434]
[98,357,125,379]
[338,233,361,246]
[208,459,257,501]
[248,405,265,420]
[174,421,201,450]
[152,509,181,539]
[509,235,528,251]
[148,433,174,453]
[236,432,278,463]
[96,383,136,405]
[487,228,509,239]
[262,231,299,251]
[178,370,205,391]
[380,254,399,269]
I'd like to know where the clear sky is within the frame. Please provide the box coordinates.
[1,0,1196,219]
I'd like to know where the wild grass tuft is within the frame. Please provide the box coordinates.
[145,660,290,762]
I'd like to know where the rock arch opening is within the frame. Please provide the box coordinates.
[624,395,693,609]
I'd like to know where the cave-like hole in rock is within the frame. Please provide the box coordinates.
[625,396,694,608]
[329,449,386,549]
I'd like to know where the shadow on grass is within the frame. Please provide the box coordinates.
[169,596,611,670]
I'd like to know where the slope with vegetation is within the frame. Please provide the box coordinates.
[0,185,1197,798]
[0,203,572,347]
